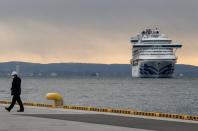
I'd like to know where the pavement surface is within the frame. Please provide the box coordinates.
[0,104,198,131]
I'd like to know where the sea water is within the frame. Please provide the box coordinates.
[0,77,197,115]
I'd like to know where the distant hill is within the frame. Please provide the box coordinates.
[0,62,197,77]
[174,64,198,77]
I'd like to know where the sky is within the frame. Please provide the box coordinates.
[0,0,197,65]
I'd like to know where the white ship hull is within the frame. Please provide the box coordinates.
[130,28,182,78]
[132,60,175,78]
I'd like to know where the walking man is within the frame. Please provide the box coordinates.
[5,71,24,112]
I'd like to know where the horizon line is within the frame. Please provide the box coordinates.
[0,61,197,67]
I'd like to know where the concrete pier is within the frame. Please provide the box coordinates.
[0,104,198,131]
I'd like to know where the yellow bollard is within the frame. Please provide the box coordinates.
[46,93,64,108]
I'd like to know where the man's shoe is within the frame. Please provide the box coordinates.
[5,107,10,112]
[17,109,24,112]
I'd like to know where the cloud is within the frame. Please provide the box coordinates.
[0,0,197,65]
[0,21,131,63]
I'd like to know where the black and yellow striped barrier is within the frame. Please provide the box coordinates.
[0,100,53,108]
[0,100,198,121]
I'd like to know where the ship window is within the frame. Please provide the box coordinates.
[142,40,172,42]
[142,51,172,52]
[140,54,173,55]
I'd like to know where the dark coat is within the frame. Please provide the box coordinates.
[11,76,21,96]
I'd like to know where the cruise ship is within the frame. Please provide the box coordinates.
[130,28,182,78]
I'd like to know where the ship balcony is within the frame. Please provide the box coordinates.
[137,54,176,60]
[133,44,182,48]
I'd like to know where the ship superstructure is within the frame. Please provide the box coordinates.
[130,28,182,78]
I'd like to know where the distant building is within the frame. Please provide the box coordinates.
[16,64,20,75]
[38,73,43,77]
[26,73,34,77]
[50,73,57,77]
[179,73,184,77]
[91,72,100,77]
